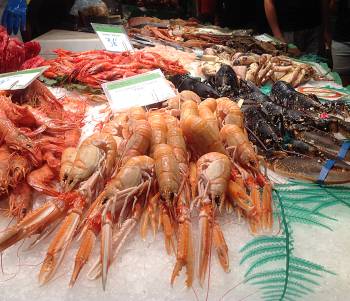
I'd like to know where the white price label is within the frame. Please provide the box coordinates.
[254,34,282,44]
[92,23,133,52]
[102,69,176,112]
[296,86,348,101]
[0,66,48,90]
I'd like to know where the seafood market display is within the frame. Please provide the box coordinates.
[0,12,349,301]
[125,16,336,89]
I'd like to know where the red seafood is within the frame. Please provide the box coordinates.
[44,49,187,88]
[0,26,42,73]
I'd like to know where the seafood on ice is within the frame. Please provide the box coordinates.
[43,49,187,88]
[0,93,273,291]
[0,80,86,222]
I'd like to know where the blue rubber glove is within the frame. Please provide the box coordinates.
[1,0,27,35]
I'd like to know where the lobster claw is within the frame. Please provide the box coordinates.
[69,215,100,288]
[198,202,229,287]
[39,193,85,285]
[262,182,273,231]
[227,180,254,213]
[101,212,113,290]
[189,162,197,199]
[140,192,159,240]
[247,185,261,234]
[246,182,273,234]
[87,205,141,288]
[171,205,194,287]
[198,203,211,287]
[212,222,229,273]
[0,197,66,253]
[159,203,175,255]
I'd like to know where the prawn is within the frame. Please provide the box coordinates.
[70,156,154,289]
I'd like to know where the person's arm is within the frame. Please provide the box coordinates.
[264,0,285,42]
[322,0,332,48]
[214,0,221,25]
[1,0,30,35]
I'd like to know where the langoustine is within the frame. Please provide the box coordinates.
[0,90,276,291]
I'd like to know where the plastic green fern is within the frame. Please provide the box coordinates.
[240,183,343,301]
[274,182,350,213]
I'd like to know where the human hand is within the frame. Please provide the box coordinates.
[273,32,286,43]
[288,46,302,57]
[1,0,27,35]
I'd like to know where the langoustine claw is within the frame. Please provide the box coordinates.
[196,152,231,286]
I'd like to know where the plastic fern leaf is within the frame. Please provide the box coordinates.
[286,281,315,293]
[245,269,286,283]
[252,277,286,286]
[240,245,286,265]
[289,264,322,277]
[245,254,287,277]
[285,214,333,231]
[288,272,320,285]
[290,257,335,275]
[240,236,287,253]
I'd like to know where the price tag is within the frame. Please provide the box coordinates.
[102,69,176,112]
[254,33,283,45]
[0,66,48,90]
[296,86,348,101]
[92,23,133,52]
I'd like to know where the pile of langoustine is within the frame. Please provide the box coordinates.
[0,91,273,290]
[0,80,86,222]
[42,49,188,88]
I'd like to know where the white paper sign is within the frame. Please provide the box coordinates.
[0,66,48,90]
[102,69,176,112]
[92,23,133,52]
[296,86,348,101]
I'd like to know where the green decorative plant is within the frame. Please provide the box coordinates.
[240,182,350,301]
